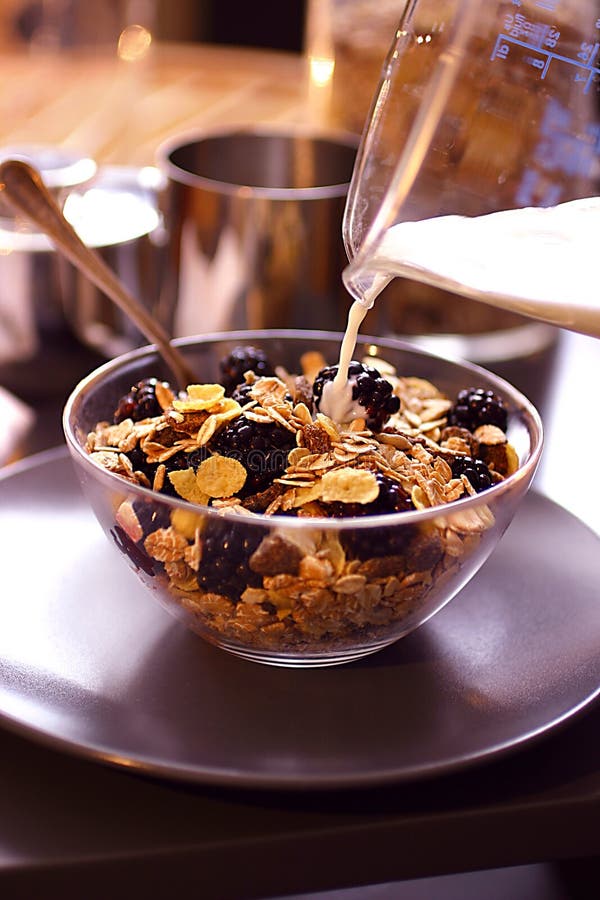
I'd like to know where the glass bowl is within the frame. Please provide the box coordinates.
[63,330,543,667]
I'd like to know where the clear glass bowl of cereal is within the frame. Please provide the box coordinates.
[63,330,543,667]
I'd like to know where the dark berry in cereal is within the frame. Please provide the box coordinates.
[126,445,158,486]
[131,498,172,534]
[210,414,295,495]
[323,471,413,519]
[230,381,254,406]
[451,455,494,492]
[324,472,415,559]
[197,518,262,601]
[313,361,400,431]
[219,346,275,396]
[343,521,414,561]
[114,377,167,423]
[448,388,508,432]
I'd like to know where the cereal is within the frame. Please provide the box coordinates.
[195,456,247,498]
[144,527,189,563]
[320,468,379,504]
[115,500,144,543]
[249,534,303,576]
[171,508,204,540]
[85,346,520,655]
[172,383,225,412]
[168,468,211,505]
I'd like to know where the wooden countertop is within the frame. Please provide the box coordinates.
[0,41,331,167]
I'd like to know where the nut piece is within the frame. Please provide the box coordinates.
[440,426,479,457]
[473,424,518,477]
[302,422,332,454]
[250,534,303,576]
[473,424,507,446]
[293,375,314,408]
[479,441,519,477]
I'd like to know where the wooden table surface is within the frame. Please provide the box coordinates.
[0,42,326,167]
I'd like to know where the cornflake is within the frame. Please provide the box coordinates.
[172,383,225,412]
[171,507,204,540]
[321,467,379,504]
[195,455,247,497]
[168,468,211,505]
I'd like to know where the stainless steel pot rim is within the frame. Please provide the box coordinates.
[0,143,97,189]
[0,165,162,251]
[155,125,359,200]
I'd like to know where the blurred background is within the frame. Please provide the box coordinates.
[0,0,307,50]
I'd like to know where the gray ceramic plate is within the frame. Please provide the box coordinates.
[1,448,599,790]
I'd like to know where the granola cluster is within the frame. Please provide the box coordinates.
[84,348,518,655]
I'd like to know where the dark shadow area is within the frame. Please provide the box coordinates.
[211,0,306,52]
[156,0,307,52]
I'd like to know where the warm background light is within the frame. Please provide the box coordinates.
[117,24,152,62]
[309,54,335,88]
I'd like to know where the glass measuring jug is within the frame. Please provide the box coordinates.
[342,0,600,338]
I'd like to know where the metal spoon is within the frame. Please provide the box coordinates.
[0,158,197,389]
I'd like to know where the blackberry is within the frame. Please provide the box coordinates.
[448,388,508,432]
[127,445,158,486]
[324,471,413,519]
[313,361,400,431]
[343,523,414,561]
[197,517,262,602]
[132,498,172,533]
[219,346,275,396]
[230,381,254,406]
[210,414,295,495]
[451,455,494,492]
[113,377,168,423]
[323,472,415,560]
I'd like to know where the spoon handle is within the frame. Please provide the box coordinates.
[0,159,196,389]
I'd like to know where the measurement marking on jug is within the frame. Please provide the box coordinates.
[491,33,600,93]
